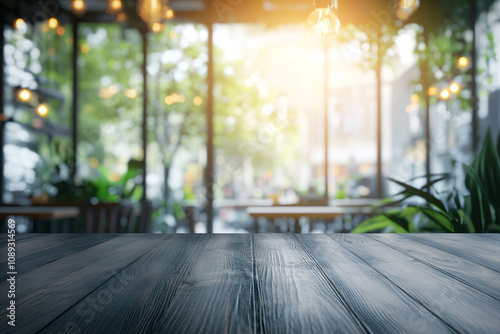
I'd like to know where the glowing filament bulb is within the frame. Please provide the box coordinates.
[19,89,31,101]
[73,0,85,12]
[307,8,340,42]
[317,18,332,38]
[440,89,450,100]
[14,18,27,31]
[47,18,59,29]
[37,104,49,117]
[450,83,460,93]
[111,0,122,10]
[117,12,126,22]
[428,87,438,96]
[151,23,164,32]
[166,8,174,20]
[458,57,469,68]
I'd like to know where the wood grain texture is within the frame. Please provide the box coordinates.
[371,234,500,301]
[253,234,366,334]
[0,234,98,265]
[0,233,53,258]
[296,234,454,333]
[40,234,209,334]
[3,234,500,334]
[404,234,500,272]
[331,234,500,333]
[0,233,42,245]
[156,234,255,334]
[0,234,118,281]
[1,234,167,334]
[476,234,500,241]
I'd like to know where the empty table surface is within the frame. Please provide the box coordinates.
[1,234,499,333]
[0,206,80,219]
[247,206,375,219]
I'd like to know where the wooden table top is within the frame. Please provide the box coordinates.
[1,234,499,333]
[0,206,80,219]
[248,206,376,219]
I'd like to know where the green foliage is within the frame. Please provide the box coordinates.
[53,159,143,203]
[353,129,500,233]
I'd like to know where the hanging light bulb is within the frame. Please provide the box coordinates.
[117,12,127,22]
[48,18,59,29]
[166,8,174,20]
[395,0,420,21]
[151,23,165,33]
[458,56,469,69]
[73,0,86,13]
[137,0,173,28]
[18,88,31,101]
[14,18,27,32]
[306,0,341,42]
[37,104,49,117]
[440,89,450,100]
[450,83,460,93]
[109,0,123,13]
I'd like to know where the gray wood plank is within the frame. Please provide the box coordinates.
[371,234,500,301]
[0,234,68,256]
[405,234,500,272]
[331,234,500,333]
[0,234,119,281]
[476,234,500,241]
[0,233,92,264]
[39,234,209,334]
[296,234,454,333]
[0,235,166,334]
[252,234,366,334]
[0,233,42,244]
[154,234,256,334]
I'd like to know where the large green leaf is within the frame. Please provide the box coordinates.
[464,164,492,232]
[352,216,409,233]
[488,224,500,233]
[418,206,454,232]
[474,130,500,222]
[389,178,448,213]
[497,132,500,159]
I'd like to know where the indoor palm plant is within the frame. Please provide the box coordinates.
[353,129,500,233]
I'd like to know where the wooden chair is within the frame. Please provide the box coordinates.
[37,201,149,233]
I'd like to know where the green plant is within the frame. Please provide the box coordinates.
[353,129,500,233]
[52,159,143,203]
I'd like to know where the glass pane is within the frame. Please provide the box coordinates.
[76,23,143,202]
[3,21,72,204]
[146,24,208,233]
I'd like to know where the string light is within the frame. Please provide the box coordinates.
[165,93,185,105]
[109,0,122,13]
[458,57,469,69]
[48,18,59,29]
[428,87,438,96]
[14,18,27,31]
[307,0,340,42]
[137,0,174,29]
[440,89,450,100]
[166,8,174,20]
[124,89,137,99]
[193,96,203,106]
[395,0,420,21]
[19,89,31,101]
[450,83,460,93]
[81,44,90,53]
[56,26,65,36]
[73,0,86,12]
[117,12,127,22]
[37,104,49,117]
[151,23,164,32]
